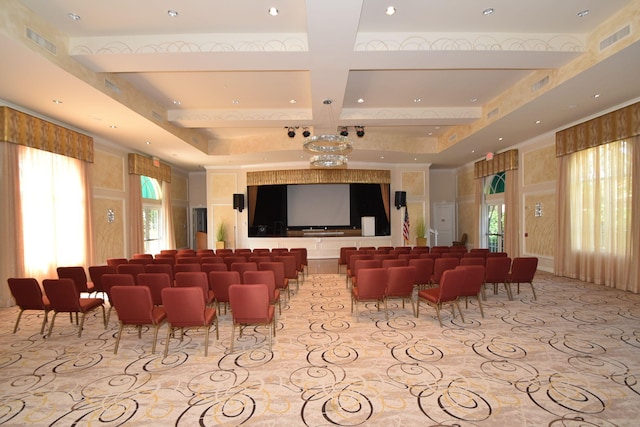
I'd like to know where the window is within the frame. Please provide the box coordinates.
[483,172,505,252]
[141,176,162,254]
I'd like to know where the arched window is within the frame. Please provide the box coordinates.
[141,176,162,253]
[485,171,505,195]
[141,175,162,200]
[483,172,506,252]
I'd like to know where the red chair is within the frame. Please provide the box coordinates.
[487,252,509,258]
[508,257,539,300]
[459,257,485,266]
[176,257,200,265]
[144,263,174,281]
[200,256,225,265]
[137,272,172,306]
[173,263,201,274]
[201,263,227,277]
[209,270,241,314]
[102,273,136,324]
[228,284,275,352]
[128,258,153,266]
[176,249,196,257]
[132,253,153,259]
[116,263,145,283]
[417,269,465,327]
[106,258,128,267]
[274,255,299,293]
[161,287,218,357]
[408,258,434,290]
[484,257,513,300]
[153,255,175,266]
[351,267,388,322]
[249,255,272,264]
[42,278,106,337]
[8,278,51,334]
[110,285,166,354]
[243,270,281,314]
[432,257,460,287]
[290,248,306,281]
[339,247,357,274]
[56,266,95,294]
[381,258,407,268]
[224,256,247,270]
[346,254,373,288]
[351,259,381,288]
[386,266,417,316]
[259,261,290,301]
[174,272,215,306]
[88,265,117,299]
[230,262,258,282]
[455,265,486,318]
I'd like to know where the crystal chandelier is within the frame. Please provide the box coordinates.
[303,100,352,168]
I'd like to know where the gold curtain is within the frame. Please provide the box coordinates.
[127,153,171,182]
[247,169,391,186]
[473,149,518,179]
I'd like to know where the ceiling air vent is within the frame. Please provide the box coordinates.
[448,133,457,142]
[600,25,631,51]
[151,111,163,122]
[104,79,121,95]
[487,108,499,119]
[26,28,56,55]
[532,76,549,92]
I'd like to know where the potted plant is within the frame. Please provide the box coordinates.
[215,221,226,249]
[415,216,427,247]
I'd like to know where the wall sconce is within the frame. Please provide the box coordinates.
[534,202,543,217]
[107,209,115,223]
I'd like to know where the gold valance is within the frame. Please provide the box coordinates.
[247,169,391,186]
[556,101,640,157]
[128,153,171,182]
[0,106,93,162]
[474,149,518,179]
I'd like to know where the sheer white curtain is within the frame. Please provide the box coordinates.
[162,180,176,250]
[17,145,93,281]
[556,138,638,292]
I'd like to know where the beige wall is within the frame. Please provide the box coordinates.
[455,167,476,248]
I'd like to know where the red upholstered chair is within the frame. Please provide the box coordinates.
[351,267,388,322]
[116,263,145,283]
[252,248,271,256]
[486,251,509,258]
[381,258,407,268]
[417,269,465,327]
[200,256,225,265]
[176,256,200,265]
[290,248,307,280]
[106,258,128,267]
[176,249,196,257]
[102,273,136,324]
[273,255,299,293]
[228,284,275,352]
[459,257,486,266]
[508,257,539,300]
[8,278,51,334]
[110,285,166,354]
[173,263,201,274]
[42,278,106,337]
[408,258,434,290]
[196,249,215,257]
[432,257,460,287]
[339,247,357,274]
[88,265,117,299]
[469,248,490,255]
[346,254,373,288]
[174,272,215,306]
[259,261,290,300]
[224,256,247,270]
[235,248,252,256]
[398,253,420,263]
[351,259,382,288]
[128,258,153,266]
[215,248,233,256]
[463,252,487,259]
[137,272,172,306]
[201,263,227,278]
[455,265,486,318]
[160,249,178,257]
[56,266,95,294]
[243,270,281,314]
[144,263,174,281]
[386,266,417,316]
[484,257,513,300]
[161,287,218,357]
[209,270,241,314]
[230,262,258,282]
[153,255,175,266]
[249,255,273,264]
[373,254,396,263]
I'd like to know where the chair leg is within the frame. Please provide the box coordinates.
[454,300,465,323]
[476,295,485,318]
[13,309,24,333]
[383,299,388,321]
[78,313,88,337]
[214,317,219,340]
[530,282,537,300]
[434,304,443,327]
[204,327,210,357]
[40,311,49,335]
[151,324,160,354]
[230,323,236,352]
[114,322,124,354]
[504,283,513,300]
[164,326,172,357]
[47,312,58,338]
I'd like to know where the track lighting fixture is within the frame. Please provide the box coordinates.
[302,127,311,138]
[339,126,349,137]
[355,126,365,137]
[286,126,296,138]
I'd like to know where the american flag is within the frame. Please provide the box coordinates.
[402,207,410,245]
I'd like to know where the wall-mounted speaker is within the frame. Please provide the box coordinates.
[233,193,244,212]
[394,191,406,209]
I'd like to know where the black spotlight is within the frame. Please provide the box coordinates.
[339,126,349,137]
[287,127,296,138]
[355,126,365,137]
[302,127,310,137]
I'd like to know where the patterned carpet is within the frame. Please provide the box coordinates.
[1,272,640,426]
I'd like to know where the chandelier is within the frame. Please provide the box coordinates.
[303,100,353,168]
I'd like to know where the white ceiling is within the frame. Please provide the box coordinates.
[1,0,639,171]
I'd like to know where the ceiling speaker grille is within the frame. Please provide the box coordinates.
[26,28,56,55]
[600,25,631,50]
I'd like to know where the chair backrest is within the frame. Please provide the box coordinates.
[230,262,258,281]
[259,262,287,289]
[102,273,136,299]
[116,263,145,282]
[243,270,277,302]
[173,263,202,274]
[455,265,485,297]
[437,269,466,302]
[136,272,172,305]
[111,285,156,323]
[106,258,129,267]
[342,249,359,268]
[381,258,407,268]
[386,266,416,297]
[200,256,224,265]
[8,278,47,310]
[56,266,91,292]
[229,284,271,323]
[459,257,486,266]
[196,249,215,256]
[209,270,241,303]
[487,252,509,258]
[160,249,178,256]
[153,256,175,266]
[224,256,248,270]
[174,272,210,303]
[398,254,420,262]
[201,263,227,276]
[215,248,233,256]
[273,256,297,280]
[249,255,273,264]
[442,252,464,259]
[509,257,538,282]
[408,258,434,286]
[161,287,207,326]
[144,263,174,280]
[354,259,382,277]
[463,252,486,259]
[354,268,388,299]
[176,249,196,257]
[176,256,200,265]
[42,278,81,312]
[373,254,396,262]
[88,265,117,293]
[484,257,512,282]
[433,257,461,285]
[290,248,307,268]
[128,258,153,266]
[348,254,372,275]
[235,248,252,255]
[133,253,153,260]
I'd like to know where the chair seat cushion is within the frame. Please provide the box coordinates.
[78,297,104,312]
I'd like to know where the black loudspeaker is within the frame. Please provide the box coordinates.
[233,193,244,212]
[394,191,406,209]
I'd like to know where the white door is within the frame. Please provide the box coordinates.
[432,203,454,246]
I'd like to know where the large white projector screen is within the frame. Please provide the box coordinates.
[287,184,350,227]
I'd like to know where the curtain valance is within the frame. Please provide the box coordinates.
[0,106,93,162]
[128,153,171,182]
[473,149,518,179]
[247,169,391,186]
[556,101,640,157]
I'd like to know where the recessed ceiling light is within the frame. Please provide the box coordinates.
[167,10,178,17]
[483,8,494,16]
[593,93,601,99]
[109,125,117,129]
[414,158,418,161]
[380,156,385,160]
[428,132,433,136]
[385,6,396,16]
[535,120,541,124]
[289,99,297,104]
[268,7,279,16]
[232,99,240,104]
[357,98,364,104]
[498,137,503,141]
[172,99,181,105]
[577,9,590,18]
[145,141,151,145]
[414,98,422,103]
[472,150,475,153]
[67,12,81,21]
[470,97,478,103]
[52,99,63,104]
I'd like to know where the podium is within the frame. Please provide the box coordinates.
[361,217,375,236]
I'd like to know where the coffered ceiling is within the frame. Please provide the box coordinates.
[1,0,639,171]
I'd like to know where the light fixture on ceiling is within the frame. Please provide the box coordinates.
[303,99,353,168]
[339,126,349,137]
[167,10,179,17]
[67,12,81,21]
[385,6,396,16]
[577,9,590,18]
[483,8,494,16]
[268,7,279,16]
[355,126,365,138]
[302,127,311,138]
[286,127,297,138]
